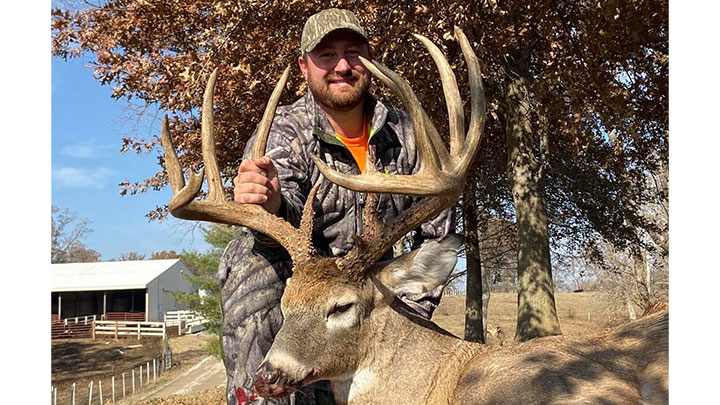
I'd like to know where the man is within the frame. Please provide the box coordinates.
[219,8,456,405]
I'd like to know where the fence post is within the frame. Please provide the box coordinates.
[146,361,150,382]
[153,358,157,381]
[122,373,126,398]
[99,380,103,405]
[92,319,96,339]
[88,381,93,405]
[72,382,76,405]
[140,365,143,387]
[132,369,135,394]
[115,321,119,340]
[112,376,115,403]
[52,386,56,405]
[137,323,141,340]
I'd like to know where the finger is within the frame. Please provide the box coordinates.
[234,193,268,204]
[235,182,272,197]
[254,156,270,167]
[237,172,273,188]
[239,159,264,175]
[255,156,277,178]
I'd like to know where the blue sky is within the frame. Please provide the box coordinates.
[51,56,210,260]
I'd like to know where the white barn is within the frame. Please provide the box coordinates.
[51,259,195,322]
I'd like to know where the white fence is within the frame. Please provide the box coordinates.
[92,312,207,340]
[62,315,97,325]
[165,310,207,334]
[93,321,166,340]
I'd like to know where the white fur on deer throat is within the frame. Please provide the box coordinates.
[332,367,376,403]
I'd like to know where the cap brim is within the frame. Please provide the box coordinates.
[303,26,368,54]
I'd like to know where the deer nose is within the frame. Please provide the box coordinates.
[253,361,279,385]
[252,361,297,398]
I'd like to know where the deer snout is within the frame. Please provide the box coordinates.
[252,359,315,398]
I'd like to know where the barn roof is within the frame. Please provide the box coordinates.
[51,259,187,292]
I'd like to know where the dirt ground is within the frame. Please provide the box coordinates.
[139,386,227,404]
[51,334,216,405]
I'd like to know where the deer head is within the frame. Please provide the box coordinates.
[252,234,465,397]
[161,27,485,399]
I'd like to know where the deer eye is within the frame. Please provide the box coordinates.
[328,303,354,318]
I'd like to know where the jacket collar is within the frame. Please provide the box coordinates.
[304,89,389,147]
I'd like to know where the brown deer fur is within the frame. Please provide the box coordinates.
[255,236,668,404]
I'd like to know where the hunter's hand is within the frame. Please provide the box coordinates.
[233,156,282,215]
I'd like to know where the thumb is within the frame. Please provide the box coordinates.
[257,156,277,178]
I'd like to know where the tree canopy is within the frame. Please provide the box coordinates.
[52,0,667,242]
[52,0,668,334]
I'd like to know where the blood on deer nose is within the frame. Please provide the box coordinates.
[252,361,296,398]
[255,362,278,383]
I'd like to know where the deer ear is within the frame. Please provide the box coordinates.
[371,234,464,296]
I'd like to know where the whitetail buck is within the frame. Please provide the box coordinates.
[161,27,668,405]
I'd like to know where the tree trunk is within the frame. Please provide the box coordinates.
[462,180,487,343]
[644,251,653,299]
[632,249,651,308]
[504,73,562,342]
[625,289,637,321]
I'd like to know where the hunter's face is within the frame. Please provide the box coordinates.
[299,30,371,111]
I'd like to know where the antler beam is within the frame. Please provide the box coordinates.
[160,66,318,265]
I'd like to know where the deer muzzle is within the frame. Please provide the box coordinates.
[252,360,316,398]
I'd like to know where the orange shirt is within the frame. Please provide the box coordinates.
[336,119,371,173]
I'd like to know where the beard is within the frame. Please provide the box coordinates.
[307,70,371,112]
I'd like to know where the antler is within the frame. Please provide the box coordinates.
[310,27,485,198]
[160,66,318,265]
[335,27,486,277]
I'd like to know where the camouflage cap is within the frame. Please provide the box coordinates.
[301,8,368,54]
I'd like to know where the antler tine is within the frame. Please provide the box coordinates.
[160,65,317,265]
[253,66,292,159]
[412,33,465,157]
[454,26,486,175]
[160,115,185,194]
[358,56,447,171]
[200,68,225,203]
[160,114,205,213]
[369,60,451,171]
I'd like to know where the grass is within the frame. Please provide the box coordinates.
[205,336,223,358]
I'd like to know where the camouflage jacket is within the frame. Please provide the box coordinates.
[243,90,455,258]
